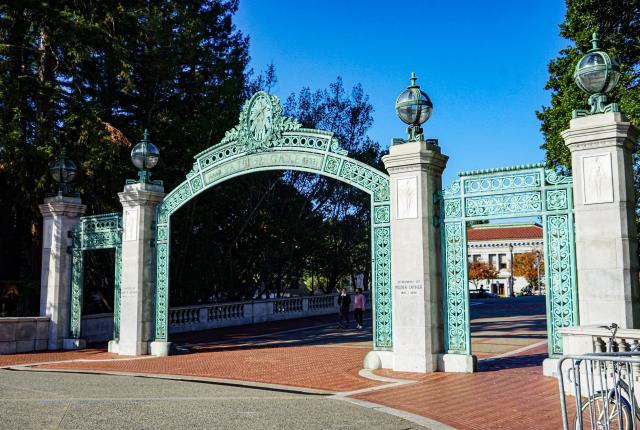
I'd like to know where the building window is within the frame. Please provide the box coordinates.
[499,253,507,270]
[488,254,497,269]
[472,254,482,262]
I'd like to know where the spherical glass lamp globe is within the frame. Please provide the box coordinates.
[131,131,160,170]
[49,149,78,185]
[574,34,620,95]
[395,74,432,126]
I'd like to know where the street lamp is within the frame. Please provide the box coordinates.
[49,147,78,196]
[535,250,542,296]
[395,72,433,142]
[508,244,514,297]
[573,32,621,118]
[131,129,160,183]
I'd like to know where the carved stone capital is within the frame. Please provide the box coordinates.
[39,195,86,218]
[119,182,165,208]
[562,112,639,153]
[382,141,448,175]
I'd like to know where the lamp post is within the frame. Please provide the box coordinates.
[535,249,542,296]
[572,32,621,118]
[395,72,433,142]
[509,244,514,297]
[131,129,160,183]
[49,147,78,196]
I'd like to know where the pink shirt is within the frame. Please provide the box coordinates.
[354,293,365,310]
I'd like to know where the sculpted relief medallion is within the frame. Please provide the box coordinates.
[397,176,418,219]
[582,153,614,205]
[248,94,273,143]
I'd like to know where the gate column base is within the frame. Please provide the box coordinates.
[39,196,87,350]
[562,112,640,328]
[118,182,165,356]
[542,358,559,377]
[150,341,173,357]
[107,340,119,353]
[383,140,448,373]
[437,353,477,373]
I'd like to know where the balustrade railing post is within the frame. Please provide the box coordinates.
[198,307,208,324]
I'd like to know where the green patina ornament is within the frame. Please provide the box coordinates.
[153,91,393,350]
[573,32,621,118]
[441,164,577,357]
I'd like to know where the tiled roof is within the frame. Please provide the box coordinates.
[467,225,543,241]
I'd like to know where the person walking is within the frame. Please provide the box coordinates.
[337,287,351,329]
[353,288,365,329]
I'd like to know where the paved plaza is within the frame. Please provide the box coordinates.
[0,296,567,429]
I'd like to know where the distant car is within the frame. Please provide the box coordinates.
[469,289,497,299]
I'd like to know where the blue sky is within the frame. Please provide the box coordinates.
[234,1,568,185]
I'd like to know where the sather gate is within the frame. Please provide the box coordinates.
[439,164,578,357]
[152,92,394,351]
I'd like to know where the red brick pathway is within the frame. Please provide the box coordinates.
[358,344,565,430]
[36,344,381,392]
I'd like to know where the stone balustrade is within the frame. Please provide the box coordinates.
[0,292,370,353]
[560,325,640,356]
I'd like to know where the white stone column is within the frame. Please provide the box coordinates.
[562,112,640,328]
[39,195,86,350]
[116,182,165,356]
[382,140,448,372]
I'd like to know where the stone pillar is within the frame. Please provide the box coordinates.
[382,140,448,372]
[39,195,86,350]
[115,182,165,356]
[562,112,640,328]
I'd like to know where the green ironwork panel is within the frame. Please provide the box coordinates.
[154,91,392,349]
[462,167,543,195]
[70,248,84,339]
[442,221,469,354]
[465,191,542,218]
[113,246,122,339]
[545,214,578,355]
[75,213,122,250]
[69,213,123,340]
[373,226,392,349]
[441,164,578,357]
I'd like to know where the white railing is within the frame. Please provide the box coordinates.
[273,298,304,314]
[77,292,371,339]
[309,295,336,310]
[168,291,370,333]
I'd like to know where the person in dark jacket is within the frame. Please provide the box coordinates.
[337,287,351,329]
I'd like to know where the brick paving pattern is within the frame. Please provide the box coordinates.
[359,344,565,430]
[37,344,381,392]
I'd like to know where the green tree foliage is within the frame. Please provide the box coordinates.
[537,0,640,171]
[0,0,249,313]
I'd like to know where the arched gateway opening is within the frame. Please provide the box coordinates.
[152,92,393,352]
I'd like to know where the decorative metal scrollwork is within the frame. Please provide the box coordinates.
[69,213,123,340]
[153,92,392,350]
[442,164,577,357]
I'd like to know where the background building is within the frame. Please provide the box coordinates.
[467,223,544,296]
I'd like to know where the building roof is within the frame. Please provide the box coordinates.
[467,223,543,241]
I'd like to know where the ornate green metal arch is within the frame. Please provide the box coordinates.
[440,164,578,357]
[69,213,123,340]
[154,92,392,350]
